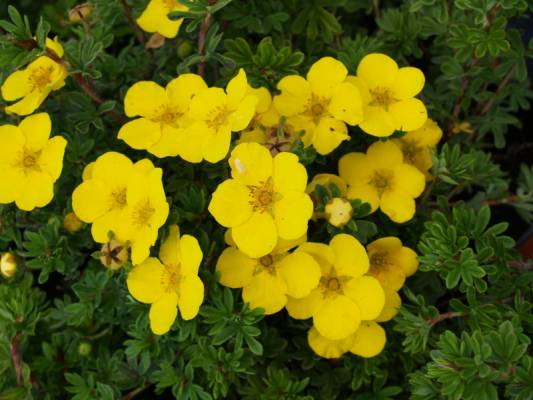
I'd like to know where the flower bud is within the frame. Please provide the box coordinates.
[68,2,93,23]
[325,198,353,227]
[100,240,129,270]
[63,212,83,233]
[177,40,193,58]
[1,252,17,278]
[78,340,92,357]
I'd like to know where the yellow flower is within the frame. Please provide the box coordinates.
[187,69,258,163]
[73,153,147,243]
[127,225,204,335]
[308,321,386,359]
[118,74,207,159]
[208,142,313,258]
[392,118,442,180]
[273,57,363,155]
[68,2,94,23]
[346,53,427,137]
[339,141,425,223]
[216,236,320,315]
[136,0,187,39]
[1,252,17,278]
[99,240,129,270]
[0,113,67,211]
[63,212,83,233]
[1,38,67,116]
[325,198,353,227]
[238,86,281,145]
[376,287,402,322]
[116,164,169,264]
[285,234,385,340]
[367,236,418,291]
[306,173,347,197]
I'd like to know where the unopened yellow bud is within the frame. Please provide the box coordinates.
[68,2,93,23]
[63,212,83,233]
[325,198,353,227]
[100,240,129,270]
[451,121,474,135]
[1,252,17,278]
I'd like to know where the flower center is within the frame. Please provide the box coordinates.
[369,252,390,274]
[163,0,178,10]
[320,272,346,297]
[247,178,275,213]
[132,200,155,227]
[162,265,181,292]
[401,140,421,164]
[256,255,278,274]
[16,148,41,172]
[369,87,395,109]
[155,106,183,126]
[306,95,330,123]
[208,106,229,130]
[29,66,54,90]
[110,188,127,209]
[369,170,393,195]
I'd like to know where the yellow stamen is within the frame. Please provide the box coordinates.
[29,66,54,91]
[247,178,274,212]
[133,200,155,227]
[369,170,393,195]
[369,87,395,109]
[208,106,229,130]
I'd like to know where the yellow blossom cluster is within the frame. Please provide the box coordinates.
[1,37,437,354]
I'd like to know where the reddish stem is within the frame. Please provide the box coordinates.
[11,332,23,386]
[427,311,464,327]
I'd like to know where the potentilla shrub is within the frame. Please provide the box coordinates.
[0,1,532,399]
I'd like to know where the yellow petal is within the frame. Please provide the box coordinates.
[226,68,248,109]
[314,295,361,340]
[306,57,347,98]
[367,237,402,254]
[407,118,442,147]
[394,163,425,198]
[19,113,51,151]
[285,288,323,319]
[0,167,24,204]
[124,81,167,118]
[229,142,273,186]
[356,53,398,89]
[307,326,353,359]
[307,173,348,197]
[380,190,416,223]
[296,243,335,273]
[180,234,203,275]
[15,171,53,211]
[344,276,385,320]
[216,247,256,288]
[397,246,418,277]
[238,128,268,144]
[328,82,363,125]
[208,179,253,227]
[376,289,401,322]
[389,98,427,132]
[149,292,178,335]
[349,321,386,358]
[92,152,134,188]
[178,274,204,320]
[242,270,287,314]
[129,227,159,265]
[277,252,321,298]
[366,140,404,168]
[1,69,32,101]
[137,0,182,39]
[118,118,162,150]
[189,87,226,121]
[166,73,207,111]
[273,152,307,193]
[359,105,396,137]
[91,209,124,243]
[0,125,25,165]
[82,162,94,181]
[72,179,109,222]
[148,125,183,158]
[228,95,257,131]
[203,125,232,163]
[133,158,155,175]
[127,257,166,303]
[274,191,313,240]
[272,234,307,254]
[273,75,312,116]
[45,37,64,58]
[39,136,67,180]
[177,122,206,163]
[344,75,371,104]
[312,117,349,155]
[159,225,181,266]
[338,152,372,186]
[329,234,369,277]
[248,86,271,114]
[232,212,278,258]
[391,67,425,100]
[346,184,379,212]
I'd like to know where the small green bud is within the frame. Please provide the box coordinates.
[78,341,92,357]
[177,40,193,58]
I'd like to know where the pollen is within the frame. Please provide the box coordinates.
[17,148,42,172]
[369,252,390,274]
[208,106,229,130]
[161,265,181,292]
[133,199,155,227]
[110,188,127,209]
[29,66,54,91]
[247,178,274,212]
[369,170,393,195]
[401,140,422,164]
[369,87,395,109]
[306,95,330,123]
[155,106,183,126]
